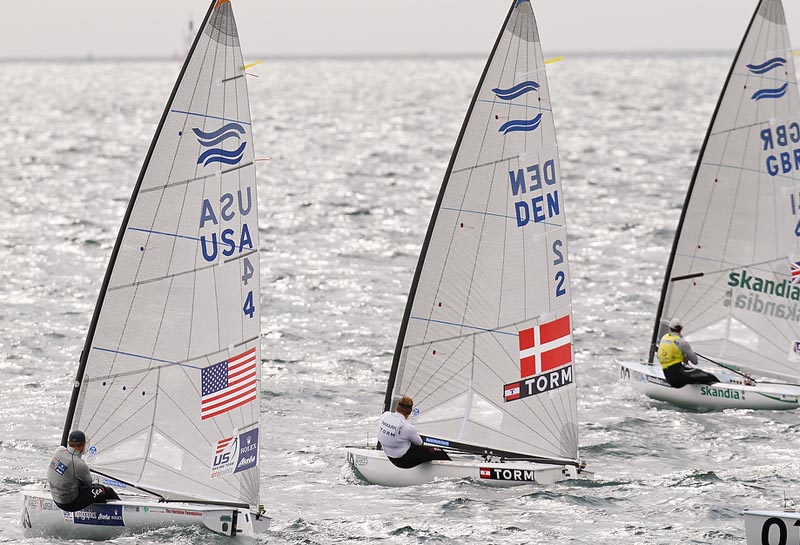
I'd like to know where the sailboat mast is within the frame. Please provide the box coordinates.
[60,0,221,446]
[647,0,765,363]
[382,0,520,413]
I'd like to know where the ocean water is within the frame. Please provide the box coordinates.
[2,55,799,544]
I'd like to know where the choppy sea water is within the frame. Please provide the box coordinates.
[2,55,799,544]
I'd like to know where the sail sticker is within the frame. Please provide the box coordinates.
[479,467,537,482]
[200,348,257,420]
[509,158,561,227]
[746,57,787,74]
[503,365,573,402]
[519,316,572,378]
[790,340,800,362]
[499,113,543,135]
[210,427,259,478]
[210,435,238,478]
[492,80,540,100]
[193,123,247,167]
[792,260,800,284]
[71,505,125,527]
[751,83,789,101]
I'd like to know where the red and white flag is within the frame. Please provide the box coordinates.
[479,468,492,479]
[503,383,521,401]
[518,315,572,378]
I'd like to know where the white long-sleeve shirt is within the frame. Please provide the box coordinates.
[377,411,423,458]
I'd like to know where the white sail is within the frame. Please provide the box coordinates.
[384,0,578,463]
[64,0,261,507]
[652,0,800,381]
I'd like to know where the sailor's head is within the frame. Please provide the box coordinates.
[668,318,683,333]
[68,430,87,451]
[396,396,414,417]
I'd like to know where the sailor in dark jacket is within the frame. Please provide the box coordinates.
[47,430,119,511]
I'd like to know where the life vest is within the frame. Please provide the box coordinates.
[657,333,684,369]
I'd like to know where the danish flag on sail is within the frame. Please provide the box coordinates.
[519,315,572,378]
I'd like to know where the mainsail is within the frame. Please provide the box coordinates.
[62,0,261,507]
[384,0,579,464]
[650,0,800,381]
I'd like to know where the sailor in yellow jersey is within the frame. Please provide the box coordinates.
[657,319,719,388]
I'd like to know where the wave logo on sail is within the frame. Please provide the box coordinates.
[751,83,788,101]
[193,123,247,167]
[504,316,573,402]
[492,80,540,101]
[499,113,543,135]
[746,57,786,74]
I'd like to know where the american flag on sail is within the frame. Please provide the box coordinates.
[518,315,572,378]
[201,348,257,420]
[791,260,800,285]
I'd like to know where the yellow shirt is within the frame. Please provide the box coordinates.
[657,333,684,369]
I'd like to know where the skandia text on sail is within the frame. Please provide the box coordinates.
[728,270,800,300]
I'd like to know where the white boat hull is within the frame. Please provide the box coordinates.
[744,510,800,544]
[345,447,589,487]
[619,361,800,411]
[21,490,270,539]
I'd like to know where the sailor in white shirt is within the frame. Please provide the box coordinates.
[377,396,450,468]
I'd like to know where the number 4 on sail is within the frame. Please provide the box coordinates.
[21,0,269,538]
[620,0,800,411]
[345,0,590,487]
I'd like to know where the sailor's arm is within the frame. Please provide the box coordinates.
[400,422,424,446]
[72,456,93,487]
[676,338,698,365]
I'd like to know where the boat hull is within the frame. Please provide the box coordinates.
[345,447,589,487]
[619,361,800,411]
[744,510,800,544]
[21,490,270,539]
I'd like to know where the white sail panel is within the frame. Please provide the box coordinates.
[69,1,261,507]
[656,0,800,380]
[388,0,578,463]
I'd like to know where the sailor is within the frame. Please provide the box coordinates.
[377,396,451,469]
[47,430,120,512]
[657,318,719,388]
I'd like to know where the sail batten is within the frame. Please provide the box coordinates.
[63,0,261,507]
[382,0,579,463]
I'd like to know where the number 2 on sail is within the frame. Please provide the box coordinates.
[552,239,566,297]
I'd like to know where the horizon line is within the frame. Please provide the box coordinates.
[0,49,741,64]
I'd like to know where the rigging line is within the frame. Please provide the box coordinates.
[700,161,800,182]
[139,161,255,195]
[475,98,552,113]
[412,360,473,409]
[403,336,472,402]
[440,205,564,229]
[463,416,571,460]
[401,316,535,350]
[472,351,572,450]
[92,347,202,370]
[107,250,254,293]
[82,379,156,444]
[409,316,517,336]
[450,144,557,175]
[169,109,252,126]
[90,469,165,500]
[696,352,756,382]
